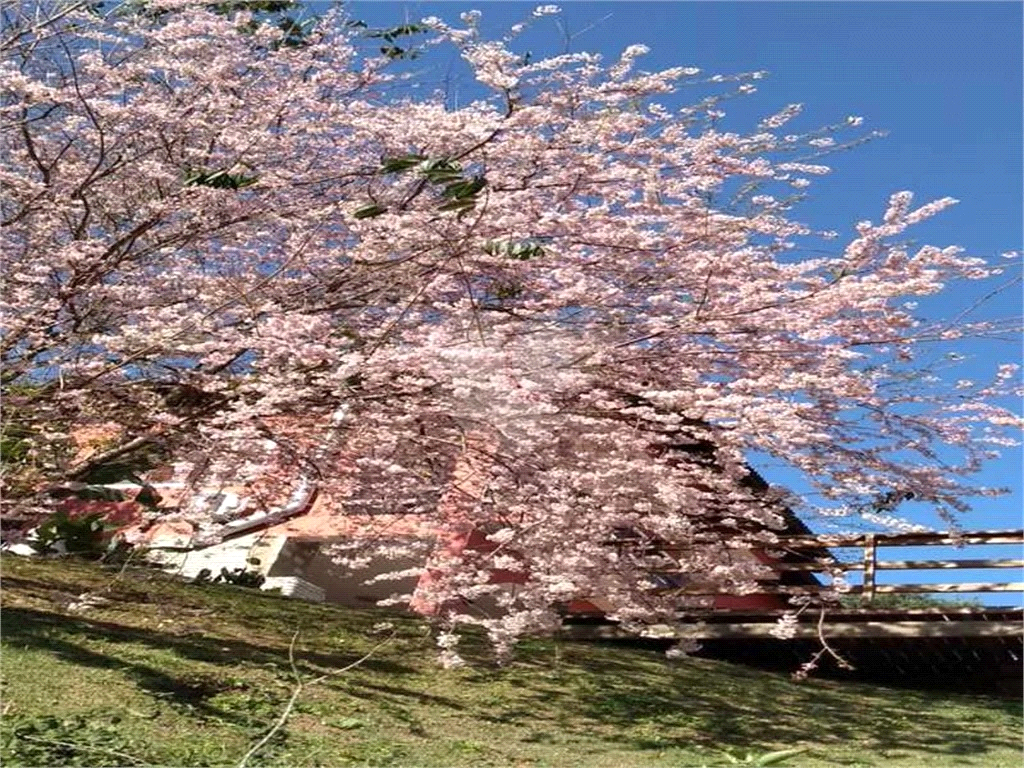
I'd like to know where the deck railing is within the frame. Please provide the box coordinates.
[652,529,1024,604]
[767,528,1024,604]
[570,529,1023,646]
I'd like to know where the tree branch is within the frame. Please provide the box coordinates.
[236,627,397,768]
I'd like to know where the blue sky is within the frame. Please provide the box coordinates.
[342,2,1023,599]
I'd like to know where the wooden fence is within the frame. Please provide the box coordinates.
[753,528,1024,604]
[606,529,1024,604]
[640,529,1024,603]
[630,532,1024,618]
[567,529,1024,642]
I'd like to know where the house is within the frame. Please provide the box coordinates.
[15,419,826,617]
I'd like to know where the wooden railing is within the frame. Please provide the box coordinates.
[657,529,1024,604]
[569,530,1024,642]
[769,529,1023,604]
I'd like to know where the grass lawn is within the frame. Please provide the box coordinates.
[1,554,1021,767]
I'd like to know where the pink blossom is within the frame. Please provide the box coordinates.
[1,2,1019,659]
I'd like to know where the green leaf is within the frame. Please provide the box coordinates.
[184,168,258,190]
[366,23,427,39]
[421,158,463,183]
[423,171,463,185]
[393,23,427,35]
[517,244,545,260]
[422,158,452,170]
[353,204,388,220]
[442,175,486,200]
[380,154,427,174]
[205,170,229,185]
[483,240,546,260]
[437,198,477,212]
[208,1,296,14]
[441,181,472,199]
[424,170,462,185]
[365,23,429,59]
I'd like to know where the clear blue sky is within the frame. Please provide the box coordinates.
[343,2,1023,599]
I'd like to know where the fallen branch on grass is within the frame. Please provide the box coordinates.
[235,626,397,768]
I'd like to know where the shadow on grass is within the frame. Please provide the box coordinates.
[491,643,1021,760]
[350,680,467,710]
[328,635,1020,762]
[2,557,1020,765]
[0,606,413,723]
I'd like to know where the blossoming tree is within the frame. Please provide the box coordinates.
[2,1,1019,656]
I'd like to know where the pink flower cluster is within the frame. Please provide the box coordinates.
[2,4,1018,655]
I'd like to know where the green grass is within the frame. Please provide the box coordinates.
[1,555,1021,767]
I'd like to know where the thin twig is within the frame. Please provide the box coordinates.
[236,628,397,768]
[0,2,89,56]
[794,606,853,680]
[95,542,142,594]
[235,630,304,768]
[815,606,854,669]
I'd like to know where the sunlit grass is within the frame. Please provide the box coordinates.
[2,555,1020,767]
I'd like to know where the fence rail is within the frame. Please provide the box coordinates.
[764,529,1024,548]
[774,558,1024,571]
[572,530,1024,645]
[662,529,1024,605]
[572,618,1024,640]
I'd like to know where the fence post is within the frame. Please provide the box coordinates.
[862,534,877,605]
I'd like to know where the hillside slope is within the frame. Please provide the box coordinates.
[1,555,1020,767]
